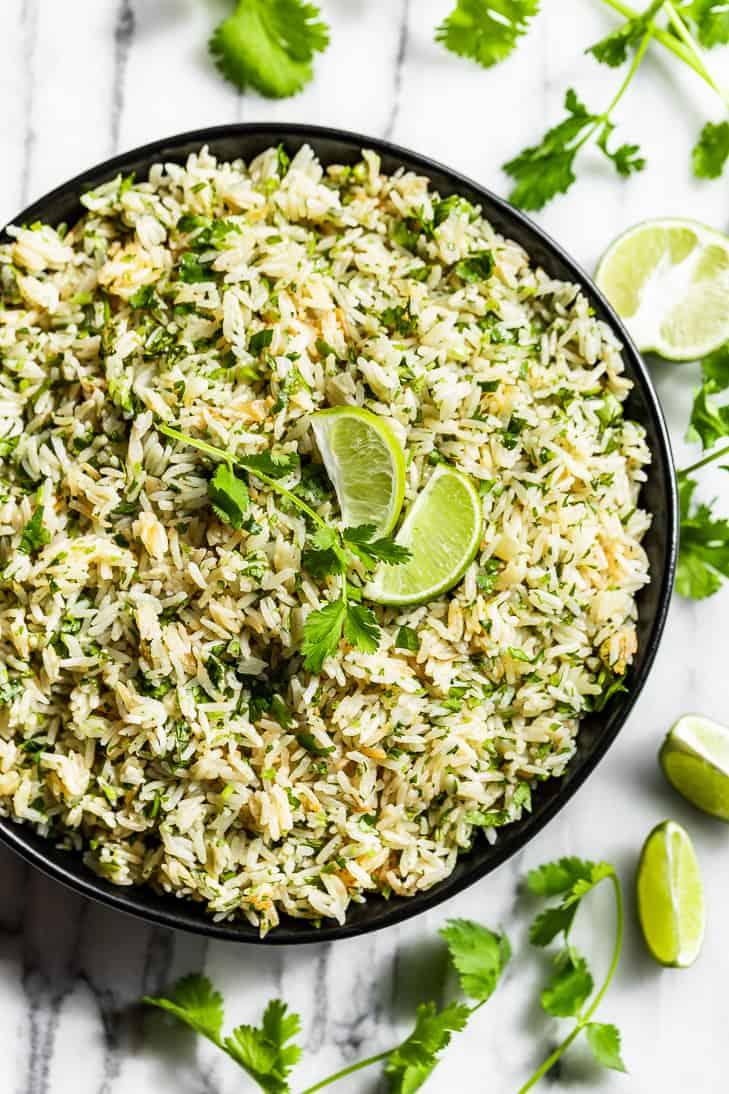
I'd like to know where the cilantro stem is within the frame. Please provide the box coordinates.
[598,0,729,107]
[297,1049,392,1094]
[516,872,624,1094]
[604,20,656,115]
[298,1000,485,1094]
[158,423,329,531]
[663,1,729,109]
[679,443,729,477]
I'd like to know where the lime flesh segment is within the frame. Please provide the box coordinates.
[636,820,705,968]
[311,407,406,537]
[364,466,482,606]
[595,218,729,361]
[660,714,729,822]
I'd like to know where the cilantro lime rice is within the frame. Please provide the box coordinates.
[0,145,650,933]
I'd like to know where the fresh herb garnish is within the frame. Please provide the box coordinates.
[693,120,729,178]
[209,464,249,529]
[144,917,509,1094]
[675,343,729,598]
[395,624,420,652]
[158,425,410,665]
[453,249,494,283]
[249,328,274,355]
[480,1,729,206]
[503,84,646,212]
[518,858,626,1092]
[209,0,330,99]
[435,0,540,69]
[19,501,50,555]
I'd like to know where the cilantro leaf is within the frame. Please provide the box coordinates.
[435,0,540,69]
[692,120,729,179]
[249,328,274,355]
[586,1021,627,1072]
[224,999,302,1094]
[502,89,593,211]
[439,919,511,1002]
[302,526,348,579]
[343,602,380,654]
[687,382,729,449]
[302,544,346,580]
[343,525,412,568]
[564,862,615,906]
[596,121,646,176]
[587,0,664,66]
[209,464,249,529]
[178,252,212,283]
[529,903,579,946]
[385,1001,471,1094]
[540,949,594,1017]
[395,625,419,652]
[504,89,643,209]
[239,451,300,480]
[678,0,729,46]
[209,0,330,99]
[588,666,628,712]
[19,504,51,555]
[143,974,224,1042]
[701,341,729,388]
[381,303,418,337]
[528,860,614,945]
[453,250,494,283]
[295,732,334,756]
[526,857,596,896]
[301,598,346,672]
[677,476,729,598]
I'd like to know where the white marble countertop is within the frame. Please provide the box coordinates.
[2,2,729,1091]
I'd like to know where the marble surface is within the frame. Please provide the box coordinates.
[1,2,729,1091]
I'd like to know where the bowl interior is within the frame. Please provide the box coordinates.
[0,125,678,943]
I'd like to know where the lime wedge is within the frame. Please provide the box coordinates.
[660,714,729,822]
[595,218,729,361]
[311,407,406,536]
[364,466,482,606]
[636,820,705,968]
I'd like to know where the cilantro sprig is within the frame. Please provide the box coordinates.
[503,82,647,212]
[492,0,729,207]
[144,918,510,1094]
[517,858,626,1092]
[144,977,302,1093]
[158,424,410,669]
[673,343,729,599]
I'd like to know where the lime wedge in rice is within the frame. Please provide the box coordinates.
[310,406,406,536]
[660,714,729,821]
[364,466,482,606]
[636,820,705,968]
[595,218,729,361]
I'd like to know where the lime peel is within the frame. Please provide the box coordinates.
[660,713,729,821]
[636,820,705,968]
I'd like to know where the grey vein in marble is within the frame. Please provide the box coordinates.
[384,0,410,142]
[111,0,135,155]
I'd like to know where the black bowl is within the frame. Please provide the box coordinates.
[0,124,678,943]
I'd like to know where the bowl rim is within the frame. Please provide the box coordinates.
[0,121,678,944]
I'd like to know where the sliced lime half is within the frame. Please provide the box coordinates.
[364,465,482,606]
[310,407,406,536]
[595,218,729,361]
